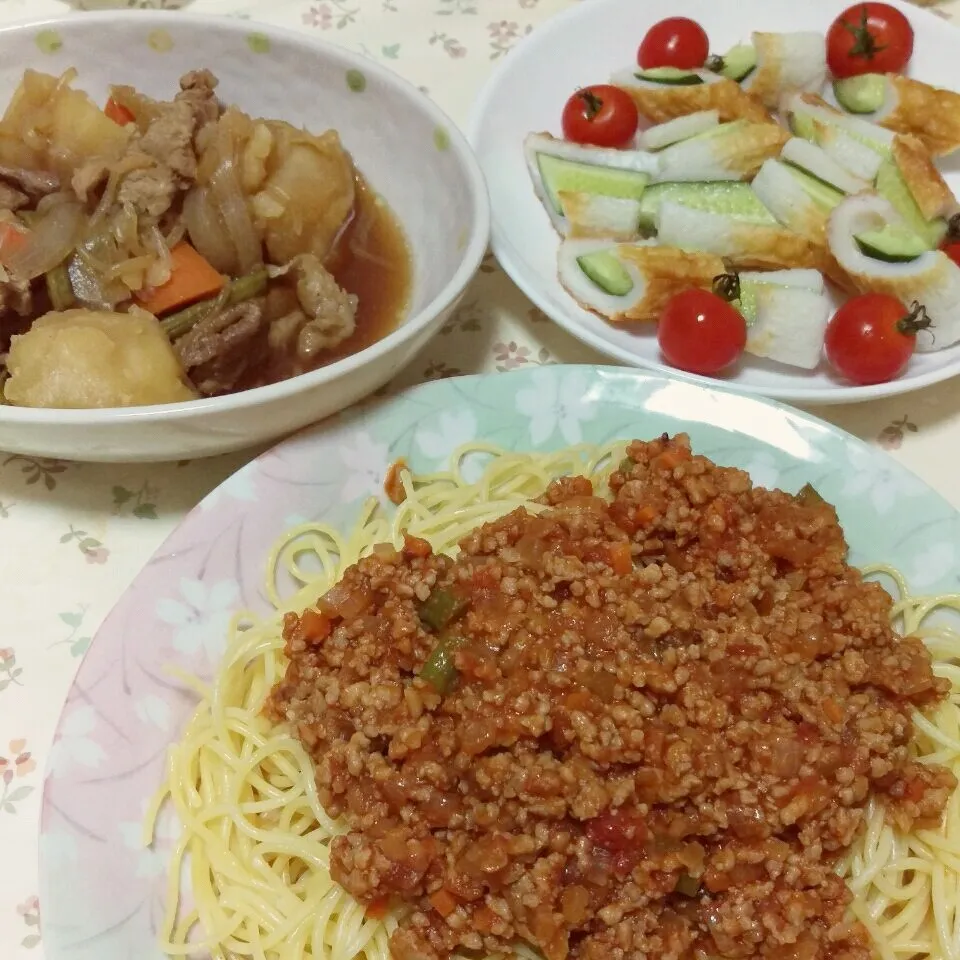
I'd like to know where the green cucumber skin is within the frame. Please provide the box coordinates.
[833,74,885,115]
[536,154,649,215]
[577,251,634,297]
[854,237,923,264]
[637,182,775,233]
[634,67,704,86]
[716,44,757,83]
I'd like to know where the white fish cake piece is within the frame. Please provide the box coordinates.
[655,121,788,182]
[557,237,725,322]
[612,69,770,124]
[743,32,827,109]
[828,192,960,351]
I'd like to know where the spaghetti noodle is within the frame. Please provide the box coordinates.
[148,442,960,960]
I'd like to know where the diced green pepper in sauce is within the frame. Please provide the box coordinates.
[417,586,469,632]
[419,633,466,694]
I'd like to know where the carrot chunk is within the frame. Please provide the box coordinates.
[135,242,226,316]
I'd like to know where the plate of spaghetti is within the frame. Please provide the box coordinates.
[39,365,960,960]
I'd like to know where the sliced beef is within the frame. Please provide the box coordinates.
[176,69,222,129]
[117,164,178,219]
[0,166,59,199]
[138,99,198,183]
[175,300,264,396]
[77,70,221,221]
[292,254,358,358]
[0,183,28,211]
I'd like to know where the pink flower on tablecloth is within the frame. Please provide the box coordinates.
[0,739,35,813]
[6,739,36,777]
[877,415,917,451]
[429,33,467,59]
[488,20,518,43]
[493,340,531,370]
[84,546,109,565]
[0,647,12,664]
[16,895,40,949]
[16,895,39,917]
[302,3,334,28]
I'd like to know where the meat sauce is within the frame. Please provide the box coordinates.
[270,434,955,960]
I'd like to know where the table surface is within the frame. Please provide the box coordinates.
[2,0,960,953]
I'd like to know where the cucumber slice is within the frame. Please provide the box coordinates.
[736,279,759,326]
[536,154,650,215]
[787,106,890,158]
[783,164,845,211]
[833,74,885,115]
[855,224,928,262]
[577,250,634,296]
[637,181,775,233]
[634,66,704,86]
[788,112,817,142]
[875,160,946,249]
[684,119,748,144]
[714,44,757,82]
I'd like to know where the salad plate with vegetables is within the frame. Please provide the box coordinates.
[468,0,960,402]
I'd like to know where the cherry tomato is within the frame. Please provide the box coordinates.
[826,3,914,78]
[658,288,746,376]
[637,17,710,71]
[561,84,639,148]
[824,293,929,385]
[942,240,960,269]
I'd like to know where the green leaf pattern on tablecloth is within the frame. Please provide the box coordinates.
[2,0,960,953]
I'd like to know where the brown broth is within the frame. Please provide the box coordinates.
[320,174,412,365]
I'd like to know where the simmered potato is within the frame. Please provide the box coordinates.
[0,70,132,174]
[3,308,197,408]
[257,122,356,265]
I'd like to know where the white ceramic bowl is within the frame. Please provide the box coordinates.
[0,12,489,462]
[467,0,960,404]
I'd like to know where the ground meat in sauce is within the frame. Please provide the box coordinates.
[267,434,955,960]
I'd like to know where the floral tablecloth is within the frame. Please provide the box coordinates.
[1,0,959,954]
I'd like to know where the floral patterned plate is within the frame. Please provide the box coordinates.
[39,366,960,960]
[468,0,960,405]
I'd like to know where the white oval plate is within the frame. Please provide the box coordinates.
[467,0,960,404]
[39,365,960,959]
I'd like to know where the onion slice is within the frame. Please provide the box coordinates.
[4,202,84,281]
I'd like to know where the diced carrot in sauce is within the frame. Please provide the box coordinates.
[0,222,27,264]
[652,448,688,471]
[606,542,632,576]
[428,888,459,918]
[903,776,928,803]
[104,97,136,126]
[403,533,432,558]
[299,609,331,643]
[365,896,390,920]
[384,459,408,505]
[134,242,225,316]
[471,906,500,934]
[822,698,844,724]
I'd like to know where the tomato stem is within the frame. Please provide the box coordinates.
[704,53,725,74]
[712,272,741,303]
[576,89,604,121]
[946,213,960,243]
[843,5,887,62]
[897,300,933,338]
